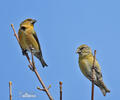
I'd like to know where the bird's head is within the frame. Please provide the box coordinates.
[76,44,92,57]
[20,19,37,31]
[20,18,36,26]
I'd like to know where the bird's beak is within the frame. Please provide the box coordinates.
[76,49,81,54]
[31,19,37,24]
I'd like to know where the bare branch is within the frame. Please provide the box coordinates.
[11,24,33,67]
[11,24,19,42]
[9,81,12,100]
[37,85,51,91]
[91,50,96,100]
[34,67,53,100]
[59,81,63,100]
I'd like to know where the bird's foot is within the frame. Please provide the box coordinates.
[29,46,35,54]
[22,49,27,55]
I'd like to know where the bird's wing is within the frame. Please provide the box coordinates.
[94,66,102,80]
[94,60,103,80]
[32,32,42,56]
[18,29,26,51]
[85,62,102,81]
[32,32,40,50]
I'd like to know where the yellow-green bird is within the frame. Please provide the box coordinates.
[18,18,48,67]
[76,44,110,96]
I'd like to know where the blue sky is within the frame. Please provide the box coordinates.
[0,0,120,100]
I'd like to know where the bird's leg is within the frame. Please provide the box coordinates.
[29,46,36,71]
[22,49,27,55]
[29,45,34,53]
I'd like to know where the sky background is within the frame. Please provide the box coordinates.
[0,0,120,100]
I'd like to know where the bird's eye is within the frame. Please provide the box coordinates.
[80,47,85,50]
[21,26,26,31]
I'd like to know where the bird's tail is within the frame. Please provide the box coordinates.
[34,52,48,68]
[99,81,110,96]
[40,57,48,67]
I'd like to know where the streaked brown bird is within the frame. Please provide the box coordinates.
[18,18,48,67]
[76,44,110,96]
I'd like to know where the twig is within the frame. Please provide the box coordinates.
[11,24,33,67]
[34,67,53,99]
[37,85,51,91]
[9,81,12,100]
[91,50,96,100]
[31,53,53,100]
[11,24,19,43]
[11,24,53,100]
[59,81,63,100]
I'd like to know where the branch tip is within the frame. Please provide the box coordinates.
[48,85,51,89]
[9,81,12,85]
[59,81,63,85]
[94,50,96,55]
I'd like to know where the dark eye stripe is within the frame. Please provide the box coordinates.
[21,26,26,31]
[80,47,85,50]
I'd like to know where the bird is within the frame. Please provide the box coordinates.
[76,44,110,96]
[18,18,48,67]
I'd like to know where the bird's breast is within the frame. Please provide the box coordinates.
[79,57,93,77]
[19,31,29,50]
